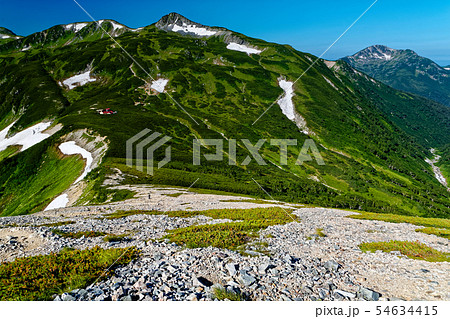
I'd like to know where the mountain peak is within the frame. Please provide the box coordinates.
[352,45,398,61]
[342,45,450,107]
[156,12,197,27]
[155,12,220,37]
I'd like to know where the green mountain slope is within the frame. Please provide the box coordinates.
[0,13,449,218]
[342,45,450,107]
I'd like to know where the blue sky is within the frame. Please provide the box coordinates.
[1,0,449,65]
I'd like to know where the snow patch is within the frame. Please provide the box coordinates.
[45,194,69,211]
[322,75,338,90]
[444,67,450,71]
[277,79,295,120]
[99,20,124,32]
[425,149,448,188]
[62,71,96,89]
[151,78,169,93]
[226,43,262,55]
[0,35,11,39]
[110,21,124,31]
[368,53,392,61]
[65,23,88,32]
[170,23,217,37]
[277,79,312,135]
[0,122,52,152]
[59,141,93,184]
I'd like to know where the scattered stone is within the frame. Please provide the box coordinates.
[194,276,213,287]
[225,263,237,277]
[238,271,256,287]
[334,289,356,299]
[324,260,340,272]
[358,287,381,301]
[61,293,76,301]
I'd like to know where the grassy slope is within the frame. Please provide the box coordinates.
[0,246,138,301]
[0,26,448,217]
[0,142,85,216]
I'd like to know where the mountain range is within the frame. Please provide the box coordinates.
[0,13,449,218]
[343,45,450,107]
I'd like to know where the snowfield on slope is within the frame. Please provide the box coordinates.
[59,141,93,183]
[151,78,169,93]
[45,194,69,211]
[62,71,96,89]
[425,149,448,188]
[277,80,295,120]
[226,43,262,55]
[170,23,216,37]
[64,23,88,32]
[0,122,52,152]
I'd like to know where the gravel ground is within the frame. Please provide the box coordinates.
[0,185,448,301]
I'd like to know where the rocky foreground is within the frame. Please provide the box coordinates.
[0,185,449,301]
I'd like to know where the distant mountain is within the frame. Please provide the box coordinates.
[342,45,450,107]
[0,13,449,218]
[0,20,138,53]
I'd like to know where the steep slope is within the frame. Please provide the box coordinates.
[329,60,450,149]
[342,45,450,107]
[0,13,449,218]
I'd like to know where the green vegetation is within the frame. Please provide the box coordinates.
[163,207,296,250]
[103,234,130,242]
[347,212,450,229]
[220,199,277,205]
[416,227,450,239]
[75,167,136,205]
[37,221,75,227]
[315,228,327,237]
[164,193,185,197]
[348,212,450,239]
[0,145,85,216]
[359,241,449,263]
[0,15,449,219]
[109,207,296,250]
[343,46,450,108]
[103,209,159,220]
[51,229,106,238]
[213,287,246,301]
[0,246,139,300]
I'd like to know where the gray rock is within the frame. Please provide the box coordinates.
[334,289,356,299]
[77,289,88,297]
[225,263,237,276]
[194,276,213,287]
[258,262,273,274]
[238,272,256,287]
[358,287,380,301]
[324,260,340,272]
[120,295,133,301]
[61,293,76,301]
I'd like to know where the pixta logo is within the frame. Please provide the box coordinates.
[126,129,172,175]
[127,130,325,175]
